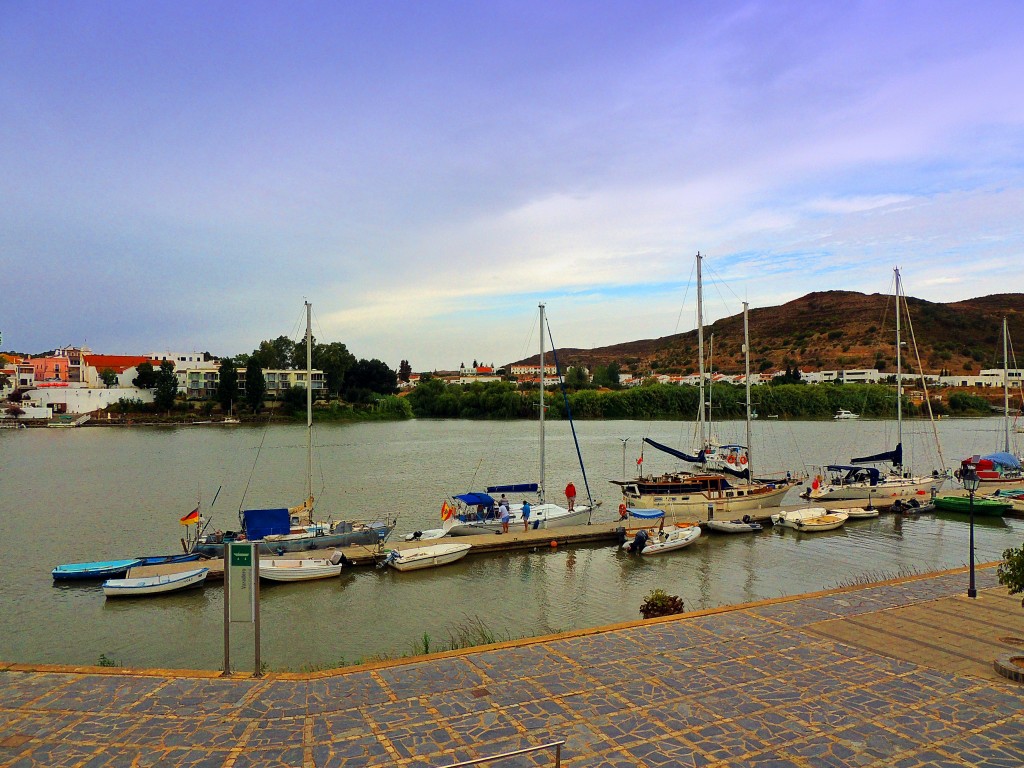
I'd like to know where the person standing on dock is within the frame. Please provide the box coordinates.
[521,500,531,531]
[500,502,510,534]
[565,481,576,511]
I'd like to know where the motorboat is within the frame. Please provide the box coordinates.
[844,507,880,519]
[790,511,848,532]
[382,541,472,572]
[622,524,701,555]
[771,508,830,529]
[705,517,763,533]
[834,409,860,420]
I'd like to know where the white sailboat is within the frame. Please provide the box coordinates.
[447,304,594,535]
[611,254,799,522]
[805,268,946,502]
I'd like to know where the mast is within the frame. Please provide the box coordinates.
[305,300,313,510]
[894,267,903,472]
[743,301,753,480]
[538,302,546,503]
[696,252,706,449]
[1004,317,1011,453]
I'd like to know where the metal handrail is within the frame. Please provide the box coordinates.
[435,740,565,768]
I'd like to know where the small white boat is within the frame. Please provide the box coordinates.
[834,409,860,420]
[259,558,342,582]
[792,511,848,532]
[844,507,880,519]
[771,508,830,529]
[706,517,763,533]
[103,567,209,598]
[403,527,449,542]
[622,524,702,555]
[383,542,472,572]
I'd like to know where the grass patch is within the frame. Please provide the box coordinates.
[831,564,922,589]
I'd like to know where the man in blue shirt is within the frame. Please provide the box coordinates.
[521,500,532,532]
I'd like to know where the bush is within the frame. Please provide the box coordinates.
[640,589,684,619]
[998,543,1024,607]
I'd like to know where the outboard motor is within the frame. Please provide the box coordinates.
[615,526,627,545]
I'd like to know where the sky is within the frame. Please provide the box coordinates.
[2,1,1023,370]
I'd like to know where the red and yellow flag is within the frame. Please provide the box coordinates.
[179,507,200,525]
[441,501,454,521]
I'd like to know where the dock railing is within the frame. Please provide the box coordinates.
[435,740,565,767]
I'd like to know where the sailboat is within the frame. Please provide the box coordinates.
[447,303,594,535]
[959,318,1024,487]
[610,254,799,523]
[804,268,946,502]
[190,302,395,556]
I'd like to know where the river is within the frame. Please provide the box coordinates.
[0,416,1020,671]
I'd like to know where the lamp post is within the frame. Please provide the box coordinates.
[620,437,630,480]
[962,466,980,599]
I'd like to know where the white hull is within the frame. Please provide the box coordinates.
[705,519,763,533]
[844,507,880,519]
[623,525,701,555]
[404,527,449,541]
[103,568,209,597]
[620,481,795,523]
[771,508,829,529]
[448,504,591,536]
[259,559,342,582]
[805,475,938,502]
[387,541,472,571]
[772,509,848,532]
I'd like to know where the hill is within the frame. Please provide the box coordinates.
[509,291,1024,377]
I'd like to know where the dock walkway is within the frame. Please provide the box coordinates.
[2,565,1022,767]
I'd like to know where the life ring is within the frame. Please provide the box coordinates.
[618,503,628,519]
[727,454,736,464]
[739,455,748,465]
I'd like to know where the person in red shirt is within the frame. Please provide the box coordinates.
[564,481,576,511]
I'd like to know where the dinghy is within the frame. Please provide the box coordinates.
[102,567,209,598]
[844,507,880,519]
[706,516,763,533]
[791,511,848,532]
[259,558,343,582]
[382,541,472,572]
[52,559,144,581]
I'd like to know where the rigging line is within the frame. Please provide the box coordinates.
[545,316,595,508]
[899,276,947,473]
[238,417,273,513]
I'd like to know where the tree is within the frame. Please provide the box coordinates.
[153,361,178,411]
[245,358,266,413]
[99,368,118,388]
[565,366,590,390]
[132,361,157,389]
[216,358,239,412]
[251,336,295,370]
[313,342,356,397]
[398,359,412,383]
[998,543,1024,607]
[343,359,398,402]
[291,334,315,371]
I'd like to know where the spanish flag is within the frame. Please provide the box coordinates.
[441,501,454,521]
[179,507,200,525]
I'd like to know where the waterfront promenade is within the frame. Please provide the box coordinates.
[2,565,1022,767]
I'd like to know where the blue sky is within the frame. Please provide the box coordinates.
[2,1,1023,370]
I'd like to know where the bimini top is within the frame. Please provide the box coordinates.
[454,492,495,506]
[977,452,1023,470]
[626,508,665,519]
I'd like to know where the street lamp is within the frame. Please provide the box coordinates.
[962,466,980,599]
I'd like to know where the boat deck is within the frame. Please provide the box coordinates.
[2,565,1022,766]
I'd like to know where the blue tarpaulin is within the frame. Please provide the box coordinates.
[242,508,291,541]
[454,493,495,506]
[982,452,1022,470]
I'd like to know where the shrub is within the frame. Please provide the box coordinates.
[640,589,684,619]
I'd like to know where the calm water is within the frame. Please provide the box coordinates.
[0,416,1020,671]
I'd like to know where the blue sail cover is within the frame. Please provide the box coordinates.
[982,452,1023,470]
[852,443,903,466]
[643,437,704,464]
[242,508,291,540]
[454,493,495,506]
[486,483,539,494]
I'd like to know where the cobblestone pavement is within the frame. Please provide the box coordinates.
[2,567,1022,767]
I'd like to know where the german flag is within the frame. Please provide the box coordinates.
[179,507,200,525]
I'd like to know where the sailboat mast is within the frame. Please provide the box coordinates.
[539,302,546,503]
[696,252,706,448]
[1004,317,1011,453]
[305,300,313,504]
[743,301,753,480]
[894,267,903,469]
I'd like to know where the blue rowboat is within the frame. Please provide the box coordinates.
[52,559,144,581]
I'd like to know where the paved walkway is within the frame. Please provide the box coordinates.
[2,566,1022,767]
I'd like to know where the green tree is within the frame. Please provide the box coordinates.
[313,342,356,396]
[398,359,413,383]
[245,359,266,413]
[251,336,295,369]
[343,359,397,402]
[99,368,118,388]
[216,358,239,412]
[153,361,178,411]
[565,366,590,390]
[132,361,157,389]
[280,384,308,415]
[998,543,1024,607]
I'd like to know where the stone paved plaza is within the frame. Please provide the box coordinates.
[1,566,1022,767]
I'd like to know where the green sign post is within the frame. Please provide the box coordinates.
[223,542,261,676]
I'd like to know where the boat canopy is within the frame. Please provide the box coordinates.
[626,508,665,519]
[486,483,538,494]
[242,508,291,541]
[826,465,882,484]
[852,443,902,466]
[978,452,1022,470]
[454,492,495,506]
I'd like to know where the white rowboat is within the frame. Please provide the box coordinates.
[385,542,472,572]
[844,507,880,519]
[103,567,209,598]
[259,559,342,582]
